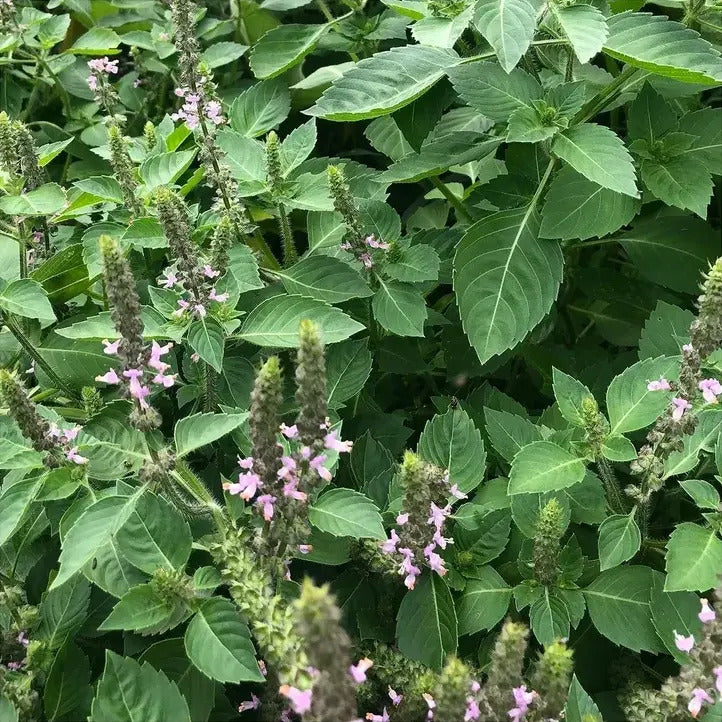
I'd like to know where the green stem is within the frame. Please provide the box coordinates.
[2,314,78,400]
[597,457,627,515]
[278,204,297,266]
[431,178,473,224]
[172,461,226,530]
[573,66,639,125]
[202,363,217,412]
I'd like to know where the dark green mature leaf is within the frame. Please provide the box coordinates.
[326,339,373,407]
[565,675,603,722]
[38,576,91,649]
[0,477,42,545]
[472,0,537,72]
[554,4,608,64]
[454,207,563,364]
[457,566,511,635]
[372,279,428,338]
[598,512,641,570]
[250,24,329,79]
[665,522,722,592]
[187,318,225,372]
[603,12,722,85]
[638,301,694,360]
[45,642,91,721]
[309,489,385,539]
[664,409,722,478]
[530,587,571,646]
[552,367,593,427]
[641,154,713,219]
[276,256,372,303]
[100,584,186,635]
[0,279,55,322]
[484,408,544,462]
[396,573,457,669]
[174,413,247,457]
[650,574,703,664]
[309,45,459,121]
[508,441,586,495]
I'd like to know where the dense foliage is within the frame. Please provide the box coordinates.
[0,0,721,720]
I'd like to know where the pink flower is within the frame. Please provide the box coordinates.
[87,75,98,91]
[449,484,467,500]
[7,661,23,671]
[509,686,536,720]
[364,234,390,250]
[160,271,178,288]
[683,343,694,352]
[16,632,28,648]
[256,494,276,521]
[205,101,223,124]
[714,667,722,695]
[238,456,254,470]
[66,447,88,465]
[349,657,373,684]
[396,513,409,525]
[310,454,332,482]
[672,397,691,421]
[424,545,446,575]
[277,455,297,480]
[381,529,400,555]
[63,426,81,442]
[203,265,220,278]
[174,87,187,97]
[283,479,307,502]
[280,423,298,438]
[102,339,120,355]
[223,471,262,501]
[360,252,374,269]
[152,373,176,388]
[124,369,150,409]
[279,685,312,714]
[688,688,713,718]
[172,299,190,318]
[193,303,206,318]
[96,369,120,384]
[699,598,716,623]
[699,378,722,403]
[324,431,353,453]
[399,548,421,589]
[471,681,481,693]
[428,502,450,530]
[366,711,389,722]
[298,544,313,554]
[647,377,671,391]
[238,694,260,712]
[673,630,694,652]
[465,699,480,721]
[433,530,452,549]
[388,687,402,706]
[209,288,229,302]
[149,341,172,372]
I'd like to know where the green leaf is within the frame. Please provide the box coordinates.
[679,108,722,174]
[230,78,291,138]
[38,576,91,649]
[139,151,196,190]
[552,367,594,427]
[565,675,603,722]
[598,512,641,571]
[326,339,373,407]
[447,63,541,122]
[84,537,147,599]
[639,300,694,360]
[641,155,712,219]
[554,4,608,63]
[584,566,665,653]
[530,587,571,646]
[0,279,55,322]
[372,279,428,338]
[680,479,720,510]
[484,408,544,463]
[45,642,91,721]
[601,434,637,462]
[201,41,248,68]
[74,176,123,203]
[511,489,571,539]
[627,83,678,145]
[250,23,329,79]
[603,12,722,85]
[174,412,247,457]
[457,566,511,635]
[90,651,191,722]
[606,356,678,434]
[454,207,563,364]
[122,217,167,250]
[31,243,90,303]
[650,574,703,664]
[411,9,474,48]
[215,131,266,195]
[454,509,511,564]
[115,492,192,575]
[0,183,66,216]
[184,597,264,683]
[309,45,459,121]
[665,522,722,592]
[0,698,17,722]
[540,166,639,241]
[100,584,186,635]
[472,0,537,72]
[508,441,586,495]
[553,124,638,197]
[418,407,486,494]
[53,493,140,589]
[187,317,225,372]
[280,119,317,174]
[506,106,557,144]
[385,244,440,283]
[57,307,167,340]
[309,488,385,539]
[0,477,42,545]
[69,27,120,54]
[619,213,720,294]
[396,573,457,669]
[665,410,722,478]
[276,256,372,303]
[239,294,363,346]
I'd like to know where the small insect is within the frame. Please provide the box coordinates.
[449,396,459,409]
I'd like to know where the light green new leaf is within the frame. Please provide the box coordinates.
[396,573,457,669]
[447,62,541,122]
[250,24,329,79]
[565,675,603,722]
[664,409,722,478]
[454,206,563,364]
[139,151,196,190]
[276,256,372,303]
[90,651,191,722]
[418,407,486,493]
[554,5,608,64]
[457,566,511,635]
[552,367,594,427]
[603,12,722,85]
[239,294,363,346]
[326,339,373,407]
[665,522,722,592]
[100,584,184,635]
[309,488,385,539]
[230,78,291,137]
[187,318,225,372]
[0,183,66,216]
[584,566,666,653]
[508,441,586,495]
[174,413,248,457]
[69,27,120,54]
[553,124,638,197]
[472,0,538,72]
[506,107,557,144]
[540,166,639,241]
[606,356,678,434]
[184,598,264,683]
[372,279,428,338]
[0,279,55,322]
[598,512,641,571]
[680,479,720,510]
[0,421,44,471]
[280,119,317,175]
[309,45,459,121]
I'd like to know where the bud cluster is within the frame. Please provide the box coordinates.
[0,113,44,191]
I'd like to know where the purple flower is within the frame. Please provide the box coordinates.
[238,456,254,470]
[349,657,373,684]
[298,544,313,554]
[449,483,467,500]
[364,234,390,250]
[699,598,716,623]
[508,686,536,720]
[396,513,409,525]
[7,661,23,671]
[683,343,694,352]
[714,666,722,694]
[388,687,402,706]
[279,685,313,714]
[360,252,374,269]
[205,101,223,124]
[365,711,389,722]
[280,423,298,439]
[152,373,176,388]
[124,369,150,409]
[324,431,353,452]
[277,455,297,480]
[256,494,276,521]
[193,303,207,318]
[699,378,722,403]
[647,377,671,391]
[427,502,450,530]
[399,548,421,589]
[87,75,98,91]
[223,471,262,501]
[310,454,332,482]
[172,299,190,318]
[16,632,28,648]
[672,397,691,421]
[424,544,446,575]
[209,288,229,302]
[96,369,120,385]
[203,265,220,278]
[160,271,178,288]
[381,529,400,555]
[283,478,307,502]
[238,694,260,713]
[66,447,88,465]
[688,688,713,718]
[102,339,120,355]
[464,698,480,721]
[673,630,694,652]
[149,341,172,372]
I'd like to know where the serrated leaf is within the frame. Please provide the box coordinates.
[100,584,185,635]
[0,477,42,549]
[0,279,55,322]
[187,317,225,372]
[680,479,720,510]
[679,108,722,174]
[530,587,571,646]
[552,367,594,427]
[603,11,722,85]
[38,575,91,649]
[457,566,511,635]
[639,301,694,360]
[276,255,372,303]
[309,45,459,122]
[239,294,363,346]
[553,124,638,197]
[598,512,641,571]
[485,408,544,462]
[184,597,263,683]
[139,151,196,190]
[565,675,603,722]
[665,522,722,592]
[326,339,373,407]
[472,0,537,72]
[454,206,563,364]
[230,78,291,137]
[250,24,329,79]
[372,279,428,338]
[554,4,608,64]
[418,407,486,493]
[309,488,385,539]
[45,642,91,721]
[650,574,703,664]
[641,155,713,219]
[508,440,585,495]
[201,41,248,68]
[174,412,247,457]
[0,183,66,216]
[385,244,440,282]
